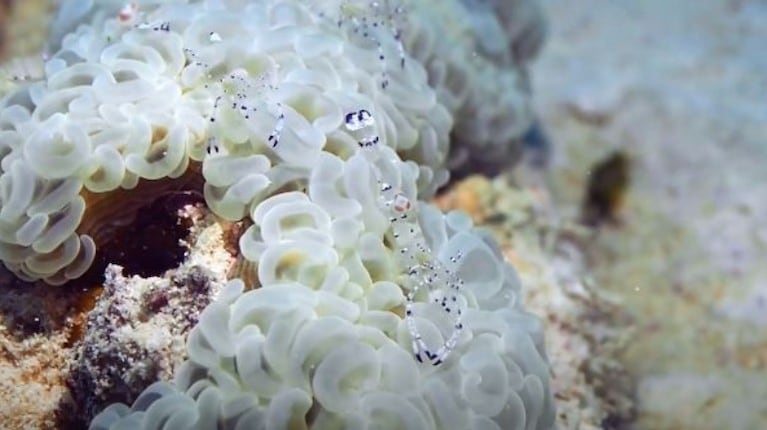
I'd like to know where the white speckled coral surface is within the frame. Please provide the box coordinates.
[534,0,767,428]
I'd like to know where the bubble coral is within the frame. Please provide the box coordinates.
[91,187,555,429]
[0,0,445,283]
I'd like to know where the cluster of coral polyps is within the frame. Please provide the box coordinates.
[1,0,553,428]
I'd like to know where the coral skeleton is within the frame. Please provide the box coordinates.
[0,0,553,428]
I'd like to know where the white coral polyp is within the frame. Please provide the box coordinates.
[24,114,91,179]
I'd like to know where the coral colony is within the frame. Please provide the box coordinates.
[0,0,554,428]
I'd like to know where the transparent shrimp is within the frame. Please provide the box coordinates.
[378,181,465,365]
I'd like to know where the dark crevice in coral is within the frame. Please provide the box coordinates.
[74,162,204,280]
[91,189,205,279]
[58,181,206,347]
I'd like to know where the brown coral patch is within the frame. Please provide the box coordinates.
[63,285,103,349]
[433,174,491,223]
[221,218,260,290]
[0,1,8,60]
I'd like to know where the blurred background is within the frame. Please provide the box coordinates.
[532,0,767,428]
